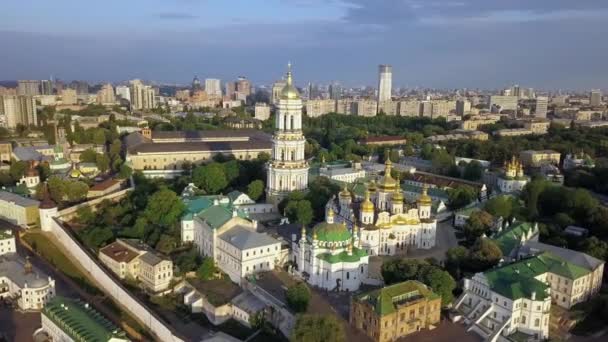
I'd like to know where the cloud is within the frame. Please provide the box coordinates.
[157,12,200,20]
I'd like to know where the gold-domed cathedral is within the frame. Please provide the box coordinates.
[326,156,437,255]
[266,63,309,205]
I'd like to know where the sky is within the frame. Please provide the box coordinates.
[1,0,607,89]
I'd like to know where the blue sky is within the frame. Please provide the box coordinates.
[1,0,607,89]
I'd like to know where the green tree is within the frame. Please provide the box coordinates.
[484,195,517,219]
[196,257,218,280]
[144,188,185,227]
[381,259,428,285]
[463,160,483,181]
[286,282,311,313]
[469,238,503,270]
[286,199,314,226]
[65,181,89,202]
[447,185,478,210]
[93,129,106,145]
[109,139,122,158]
[9,160,27,181]
[463,210,494,243]
[193,163,228,194]
[292,314,345,342]
[47,176,66,203]
[95,154,111,173]
[419,267,456,305]
[118,164,132,179]
[247,180,264,201]
[80,149,98,163]
[223,160,240,185]
[579,237,608,261]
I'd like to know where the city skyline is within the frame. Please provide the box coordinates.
[1,0,607,89]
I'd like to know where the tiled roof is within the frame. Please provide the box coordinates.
[42,296,129,342]
[316,247,367,264]
[99,241,139,263]
[0,190,40,207]
[182,195,249,228]
[492,221,535,256]
[218,225,279,250]
[354,280,440,316]
[521,241,604,271]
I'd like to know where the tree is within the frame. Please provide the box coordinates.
[381,259,428,285]
[144,188,185,228]
[463,160,483,181]
[419,267,456,305]
[286,282,311,313]
[223,160,240,185]
[247,180,264,201]
[118,164,132,179]
[469,238,503,270]
[286,199,314,226]
[47,176,67,203]
[484,195,517,219]
[95,154,111,173]
[9,160,27,181]
[447,185,478,210]
[192,163,228,194]
[93,129,106,145]
[445,246,469,279]
[80,148,98,163]
[65,181,89,202]
[109,139,122,158]
[579,237,608,261]
[463,210,494,243]
[431,149,454,175]
[196,257,218,280]
[292,314,345,342]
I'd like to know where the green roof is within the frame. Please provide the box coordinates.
[354,280,440,316]
[313,222,352,242]
[402,184,448,201]
[182,195,249,228]
[483,252,590,301]
[492,222,535,256]
[42,296,129,342]
[0,229,13,240]
[316,247,367,263]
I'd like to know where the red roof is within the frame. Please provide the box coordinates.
[89,178,122,191]
[362,136,407,143]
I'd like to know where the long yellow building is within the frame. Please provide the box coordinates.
[350,280,441,342]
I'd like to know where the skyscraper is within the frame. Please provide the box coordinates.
[0,95,37,128]
[590,90,602,107]
[40,80,53,95]
[17,80,41,96]
[192,76,202,91]
[205,79,222,98]
[377,65,392,103]
[70,81,89,95]
[266,63,309,205]
[236,77,251,100]
[535,96,548,118]
[129,80,155,110]
[97,84,116,105]
[115,86,131,102]
[329,82,342,101]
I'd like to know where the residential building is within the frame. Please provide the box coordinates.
[98,238,173,293]
[397,100,420,117]
[40,80,53,95]
[362,136,407,146]
[336,99,355,115]
[0,142,12,163]
[124,128,271,178]
[0,86,16,96]
[524,119,551,134]
[115,85,131,102]
[292,211,370,291]
[236,77,251,100]
[0,253,55,311]
[590,89,602,107]
[0,190,40,226]
[490,95,518,112]
[563,152,595,170]
[0,230,16,255]
[59,88,78,105]
[181,195,282,285]
[460,115,500,130]
[306,99,335,117]
[319,161,366,183]
[17,80,41,96]
[420,101,433,117]
[254,103,271,121]
[350,280,441,342]
[519,150,561,167]
[430,100,455,118]
[271,80,286,105]
[129,79,156,110]
[497,157,529,193]
[456,99,471,116]
[378,100,398,115]
[0,95,38,128]
[40,296,130,342]
[426,130,489,142]
[266,64,309,204]
[354,100,377,117]
[377,65,392,103]
[70,80,89,95]
[535,96,548,118]
[96,83,116,105]
[329,83,342,100]
[205,79,222,98]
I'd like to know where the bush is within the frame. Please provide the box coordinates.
[286,282,311,313]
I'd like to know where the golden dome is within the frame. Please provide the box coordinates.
[361,189,375,213]
[70,169,82,178]
[378,156,397,191]
[280,62,300,100]
[339,184,351,198]
[327,207,335,218]
[418,184,432,206]
[368,180,377,192]
[393,190,404,202]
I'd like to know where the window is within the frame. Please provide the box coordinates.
[521,316,526,324]
[534,318,540,327]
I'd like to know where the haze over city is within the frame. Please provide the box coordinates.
[1,0,608,89]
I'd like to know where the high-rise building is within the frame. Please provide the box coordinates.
[420,101,433,117]
[17,80,41,96]
[60,89,77,105]
[271,80,287,105]
[236,77,251,98]
[70,81,89,95]
[129,80,155,110]
[0,87,17,96]
[266,64,309,204]
[456,99,471,116]
[0,95,38,128]
[225,82,236,100]
[192,76,202,91]
[535,96,548,118]
[40,80,53,95]
[328,83,342,101]
[306,99,335,117]
[377,64,392,103]
[205,79,222,98]
[96,84,116,105]
[115,86,131,102]
[590,89,602,107]
[398,100,421,116]
[490,95,518,113]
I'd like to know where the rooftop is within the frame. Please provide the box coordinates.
[99,241,139,263]
[316,247,367,264]
[354,280,440,316]
[218,225,279,250]
[0,254,51,289]
[521,241,603,271]
[491,221,537,257]
[42,296,129,342]
[0,190,40,207]
[89,178,122,192]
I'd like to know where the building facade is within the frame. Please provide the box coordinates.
[497,157,529,193]
[0,95,38,128]
[305,99,335,117]
[350,280,441,342]
[266,64,309,204]
[0,190,40,226]
[377,65,392,103]
[0,253,56,311]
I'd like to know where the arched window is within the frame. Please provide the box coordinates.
[291,150,295,160]
[284,115,288,130]
[290,115,294,130]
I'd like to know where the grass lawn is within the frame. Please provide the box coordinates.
[22,231,83,280]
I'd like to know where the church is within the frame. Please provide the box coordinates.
[497,156,529,193]
[327,157,438,255]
